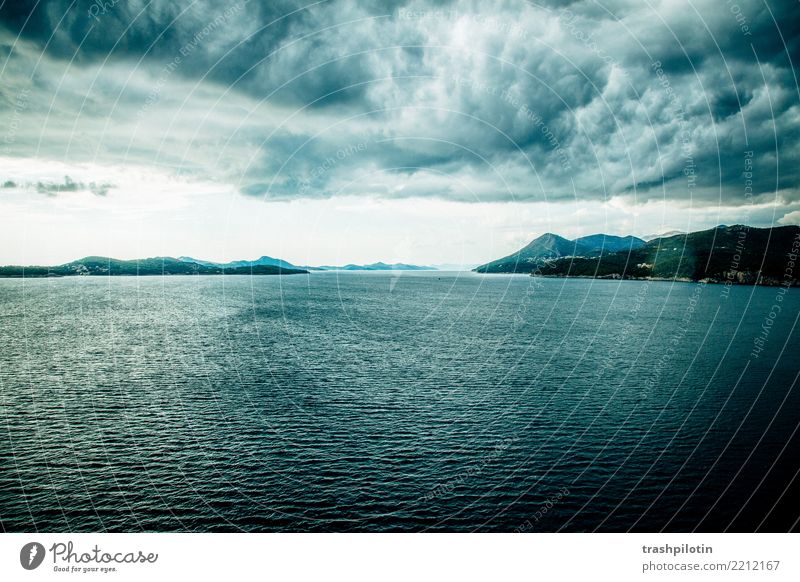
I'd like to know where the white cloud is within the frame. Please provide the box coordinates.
[778,210,800,226]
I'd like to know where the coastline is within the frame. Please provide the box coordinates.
[532,273,798,287]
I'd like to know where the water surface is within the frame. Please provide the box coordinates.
[1,273,798,531]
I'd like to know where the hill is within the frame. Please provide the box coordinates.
[178,255,299,270]
[0,256,308,277]
[314,262,436,271]
[474,233,645,273]
[534,225,800,285]
[178,256,435,272]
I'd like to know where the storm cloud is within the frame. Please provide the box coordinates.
[1,0,798,210]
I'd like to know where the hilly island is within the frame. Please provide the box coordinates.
[0,256,309,277]
[1,225,798,286]
[475,225,800,286]
[0,256,434,277]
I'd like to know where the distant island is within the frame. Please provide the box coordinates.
[0,256,308,278]
[311,262,436,271]
[475,225,800,287]
[177,256,436,272]
[0,255,436,278]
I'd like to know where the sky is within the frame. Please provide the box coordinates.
[1,0,799,266]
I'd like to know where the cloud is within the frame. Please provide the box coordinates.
[1,0,798,207]
[778,210,800,226]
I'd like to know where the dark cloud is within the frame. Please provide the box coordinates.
[1,0,798,206]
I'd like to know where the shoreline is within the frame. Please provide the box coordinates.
[0,272,308,279]
[471,272,798,287]
[533,274,798,287]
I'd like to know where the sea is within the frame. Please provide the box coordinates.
[1,272,798,532]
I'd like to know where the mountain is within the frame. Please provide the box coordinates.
[178,256,434,271]
[474,233,583,274]
[177,256,217,267]
[0,254,435,277]
[643,230,686,241]
[0,256,308,277]
[314,262,436,271]
[474,233,644,273]
[574,234,646,253]
[534,225,800,285]
[178,255,299,270]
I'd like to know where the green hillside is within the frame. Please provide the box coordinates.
[535,225,800,285]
